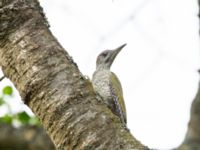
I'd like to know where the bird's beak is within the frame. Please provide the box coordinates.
[114,43,127,54]
[109,43,127,66]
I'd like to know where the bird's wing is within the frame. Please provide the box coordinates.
[109,72,127,124]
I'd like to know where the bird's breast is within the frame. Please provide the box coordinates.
[92,70,112,101]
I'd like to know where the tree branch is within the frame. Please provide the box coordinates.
[0,0,148,149]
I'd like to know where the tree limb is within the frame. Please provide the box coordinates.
[0,0,148,149]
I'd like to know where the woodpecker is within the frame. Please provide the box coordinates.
[92,44,127,125]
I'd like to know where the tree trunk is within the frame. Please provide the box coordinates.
[0,0,148,149]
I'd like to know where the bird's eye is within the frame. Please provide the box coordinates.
[102,52,107,57]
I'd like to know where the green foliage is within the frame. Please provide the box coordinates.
[0,85,41,126]
[0,111,41,126]
[0,115,13,124]
[29,117,41,125]
[3,86,13,96]
[0,97,4,105]
[17,111,31,124]
[16,111,40,125]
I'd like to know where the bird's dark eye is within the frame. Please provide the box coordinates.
[102,52,107,57]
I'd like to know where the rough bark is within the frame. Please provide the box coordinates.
[0,123,55,150]
[0,0,148,149]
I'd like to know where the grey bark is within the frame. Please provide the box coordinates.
[0,0,148,149]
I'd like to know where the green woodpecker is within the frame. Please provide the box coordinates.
[92,44,127,125]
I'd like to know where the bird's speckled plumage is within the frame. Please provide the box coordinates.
[92,44,127,125]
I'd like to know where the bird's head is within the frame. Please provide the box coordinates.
[96,43,126,70]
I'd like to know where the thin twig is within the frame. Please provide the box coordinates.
[0,76,5,82]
